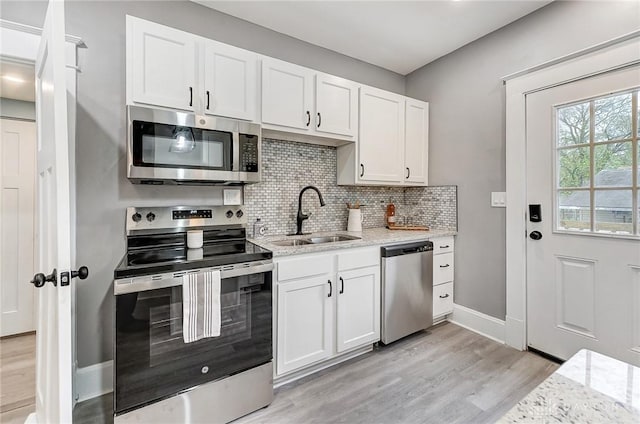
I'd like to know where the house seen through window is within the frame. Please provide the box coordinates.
[556,89,638,236]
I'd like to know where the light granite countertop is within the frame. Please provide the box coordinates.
[249,227,456,257]
[499,349,640,423]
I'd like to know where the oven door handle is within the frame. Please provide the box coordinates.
[114,261,274,295]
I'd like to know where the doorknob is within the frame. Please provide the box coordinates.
[59,266,89,287]
[529,231,543,240]
[30,268,57,288]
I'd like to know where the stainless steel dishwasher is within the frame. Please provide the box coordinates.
[381,241,434,344]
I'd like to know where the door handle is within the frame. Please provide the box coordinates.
[339,276,344,294]
[317,112,321,128]
[439,264,450,268]
[306,111,311,127]
[30,268,57,288]
[406,167,410,179]
[189,87,193,107]
[439,294,450,299]
[360,164,365,177]
[60,266,89,287]
[327,279,332,297]
[206,90,210,110]
[529,231,543,240]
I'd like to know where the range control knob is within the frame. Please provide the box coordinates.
[146,212,156,222]
[132,213,142,223]
[236,210,244,218]
[226,210,234,219]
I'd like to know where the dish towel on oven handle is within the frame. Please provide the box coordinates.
[182,270,221,343]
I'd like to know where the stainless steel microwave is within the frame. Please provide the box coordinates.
[127,106,261,185]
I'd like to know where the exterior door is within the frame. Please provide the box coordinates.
[276,275,334,375]
[261,58,313,130]
[336,266,380,353]
[0,119,36,336]
[358,86,405,183]
[526,65,640,366]
[203,41,257,121]
[32,1,75,422]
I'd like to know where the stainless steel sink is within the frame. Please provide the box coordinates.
[271,239,312,247]
[271,234,361,247]
[308,235,361,244]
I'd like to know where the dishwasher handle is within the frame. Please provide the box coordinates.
[381,241,433,258]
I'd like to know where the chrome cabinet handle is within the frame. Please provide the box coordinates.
[439,294,450,299]
[327,280,332,297]
[440,264,450,268]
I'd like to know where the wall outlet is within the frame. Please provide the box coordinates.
[491,192,506,208]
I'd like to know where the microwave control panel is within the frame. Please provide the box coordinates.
[240,135,259,173]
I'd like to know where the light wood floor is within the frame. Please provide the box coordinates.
[0,332,36,424]
[72,322,558,424]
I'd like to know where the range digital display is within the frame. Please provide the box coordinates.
[172,209,212,220]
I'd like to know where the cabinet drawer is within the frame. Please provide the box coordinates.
[433,282,453,318]
[337,247,379,271]
[277,254,334,282]
[432,237,454,255]
[433,252,454,285]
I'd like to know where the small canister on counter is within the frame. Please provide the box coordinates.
[253,218,267,238]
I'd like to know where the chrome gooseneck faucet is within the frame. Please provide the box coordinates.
[296,185,326,235]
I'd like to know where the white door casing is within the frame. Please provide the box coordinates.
[525,66,640,366]
[504,32,640,351]
[32,1,75,421]
[0,119,36,337]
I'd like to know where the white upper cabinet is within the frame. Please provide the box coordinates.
[404,99,429,185]
[261,58,314,130]
[128,17,197,111]
[203,41,257,121]
[314,74,358,138]
[358,87,405,183]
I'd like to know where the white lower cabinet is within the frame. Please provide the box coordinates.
[431,237,455,320]
[275,247,380,377]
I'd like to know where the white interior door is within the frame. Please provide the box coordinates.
[31,1,75,422]
[526,65,640,366]
[0,119,36,337]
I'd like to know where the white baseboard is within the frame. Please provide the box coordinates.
[505,315,526,350]
[448,303,506,344]
[76,360,113,402]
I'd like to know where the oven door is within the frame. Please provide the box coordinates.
[114,263,273,415]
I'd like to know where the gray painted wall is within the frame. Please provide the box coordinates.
[0,0,404,367]
[405,1,640,320]
[0,98,35,120]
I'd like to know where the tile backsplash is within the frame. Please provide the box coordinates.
[244,138,457,237]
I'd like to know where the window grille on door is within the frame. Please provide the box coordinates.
[555,88,639,237]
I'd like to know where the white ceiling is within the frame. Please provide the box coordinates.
[195,0,552,75]
[0,61,35,102]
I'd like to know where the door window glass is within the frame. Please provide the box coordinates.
[555,89,638,236]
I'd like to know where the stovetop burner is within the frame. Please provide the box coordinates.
[114,205,272,280]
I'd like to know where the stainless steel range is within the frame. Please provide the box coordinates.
[113,205,273,423]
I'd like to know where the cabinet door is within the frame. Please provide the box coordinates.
[433,282,454,318]
[358,87,405,183]
[404,99,429,184]
[277,275,334,375]
[203,42,257,121]
[262,59,313,130]
[315,74,358,137]
[336,266,381,353]
[129,18,197,111]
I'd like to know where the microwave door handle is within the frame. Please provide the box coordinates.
[232,131,240,172]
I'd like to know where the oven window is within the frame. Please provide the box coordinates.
[114,272,272,414]
[132,121,232,171]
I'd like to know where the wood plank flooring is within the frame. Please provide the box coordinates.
[72,322,558,423]
[0,332,36,424]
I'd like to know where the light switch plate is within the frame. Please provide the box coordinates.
[223,188,242,205]
[491,192,506,208]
